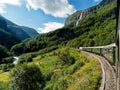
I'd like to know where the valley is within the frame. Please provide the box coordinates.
[0,0,117,90]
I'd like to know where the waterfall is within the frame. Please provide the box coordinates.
[76,12,83,26]
[13,57,19,64]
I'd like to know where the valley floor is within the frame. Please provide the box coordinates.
[0,47,101,90]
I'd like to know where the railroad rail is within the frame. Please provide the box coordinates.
[77,0,120,89]
[83,51,116,90]
[80,43,116,49]
[79,44,116,90]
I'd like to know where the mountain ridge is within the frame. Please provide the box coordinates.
[65,0,116,27]
[11,0,116,55]
[0,15,39,48]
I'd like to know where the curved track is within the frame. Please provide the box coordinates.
[83,51,116,90]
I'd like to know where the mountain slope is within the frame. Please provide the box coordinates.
[21,26,39,38]
[0,15,39,40]
[11,28,75,55]
[0,29,20,48]
[67,0,116,47]
[0,15,30,40]
[0,17,21,48]
[11,0,116,55]
[6,19,39,39]
[7,25,30,41]
[0,15,39,48]
[65,0,115,27]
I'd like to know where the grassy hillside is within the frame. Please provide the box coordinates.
[0,0,116,89]
[0,48,101,90]
[11,1,116,55]
[67,2,116,47]
[21,26,39,38]
[11,28,75,55]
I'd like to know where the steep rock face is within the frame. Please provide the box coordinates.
[65,0,115,27]
[65,6,97,27]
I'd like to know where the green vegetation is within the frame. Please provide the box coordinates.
[0,0,116,90]
[0,71,10,90]
[0,16,21,48]
[58,49,75,65]
[0,45,10,59]
[67,2,116,47]
[0,15,38,49]
[18,45,58,64]
[11,28,74,55]
[9,64,43,90]
[0,29,21,48]
[0,45,15,72]
[11,1,116,55]
[33,48,101,90]
[0,48,101,90]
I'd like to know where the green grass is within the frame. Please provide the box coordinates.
[0,71,10,82]
[32,47,101,90]
[0,71,10,90]
[0,47,101,90]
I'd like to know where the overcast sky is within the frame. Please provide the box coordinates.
[0,0,102,33]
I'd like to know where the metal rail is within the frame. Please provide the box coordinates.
[78,0,120,89]
[79,43,116,64]
[79,43,116,49]
[79,44,116,90]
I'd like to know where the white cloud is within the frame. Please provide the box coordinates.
[26,3,30,11]
[37,22,64,33]
[0,8,5,13]
[26,0,76,18]
[0,0,21,6]
[0,4,5,13]
[0,0,21,13]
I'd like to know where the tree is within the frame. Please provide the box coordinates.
[0,45,10,58]
[58,49,75,65]
[9,64,43,90]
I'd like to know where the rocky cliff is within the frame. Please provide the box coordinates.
[65,0,115,27]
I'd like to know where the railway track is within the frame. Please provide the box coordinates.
[83,51,116,90]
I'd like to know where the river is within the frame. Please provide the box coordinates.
[13,57,19,64]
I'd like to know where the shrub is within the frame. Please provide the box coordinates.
[1,64,7,72]
[2,57,14,64]
[0,45,10,58]
[9,64,44,90]
[18,54,33,64]
[58,49,75,65]
[44,72,54,81]
[0,63,14,72]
